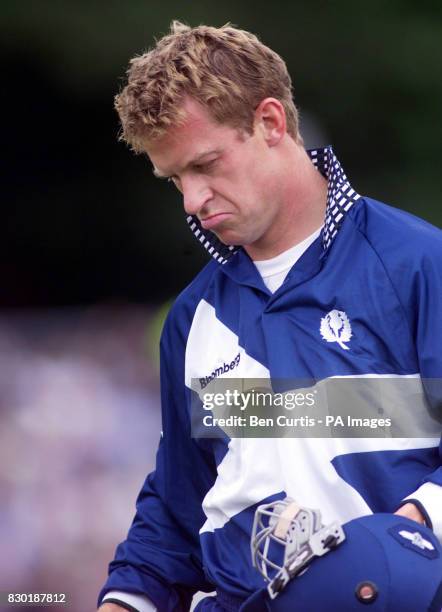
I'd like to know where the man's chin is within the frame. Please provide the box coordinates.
[210,224,257,247]
[210,228,242,247]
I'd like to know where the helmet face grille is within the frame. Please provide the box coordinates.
[251,498,346,598]
[252,501,283,579]
[251,499,307,581]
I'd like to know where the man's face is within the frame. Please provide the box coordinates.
[145,98,285,252]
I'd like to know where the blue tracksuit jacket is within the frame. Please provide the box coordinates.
[99,147,442,611]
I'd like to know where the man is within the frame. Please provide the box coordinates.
[98,21,442,611]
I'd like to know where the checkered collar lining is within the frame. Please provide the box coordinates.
[185,145,360,264]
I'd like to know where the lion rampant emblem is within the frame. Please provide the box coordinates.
[320,309,352,350]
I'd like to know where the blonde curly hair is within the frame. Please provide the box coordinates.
[115,21,302,152]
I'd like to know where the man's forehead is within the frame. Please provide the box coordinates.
[154,98,218,143]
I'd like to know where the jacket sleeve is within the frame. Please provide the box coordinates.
[400,244,442,539]
[98,306,217,610]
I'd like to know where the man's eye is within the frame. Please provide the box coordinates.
[194,160,216,173]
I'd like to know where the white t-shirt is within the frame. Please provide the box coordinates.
[253,227,322,293]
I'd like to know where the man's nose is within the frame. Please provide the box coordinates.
[182,176,213,216]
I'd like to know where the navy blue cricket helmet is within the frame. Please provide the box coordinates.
[242,499,442,611]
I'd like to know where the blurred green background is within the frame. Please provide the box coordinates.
[3,1,442,307]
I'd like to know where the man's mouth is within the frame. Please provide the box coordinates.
[200,212,232,231]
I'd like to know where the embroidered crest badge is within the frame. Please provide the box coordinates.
[398,530,435,551]
[320,309,352,351]
[388,524,439,559]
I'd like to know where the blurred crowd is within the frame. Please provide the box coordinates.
[0,305,162,611]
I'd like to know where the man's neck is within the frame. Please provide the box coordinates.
[245,145,328,261]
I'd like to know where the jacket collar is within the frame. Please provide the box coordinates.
[185,145,360,263]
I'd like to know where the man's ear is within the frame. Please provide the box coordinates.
[253,97,287,146]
